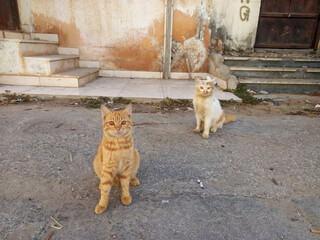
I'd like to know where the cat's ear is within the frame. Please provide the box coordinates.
[101,104,112,119]
[206,78,214,86]
[124,103,132,117]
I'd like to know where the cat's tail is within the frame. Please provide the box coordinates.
[224,115,237,124]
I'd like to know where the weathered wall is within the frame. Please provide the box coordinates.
[17,0,33,32]
[25,0,261,73]
[209,0,261,51]
[171,0,211,73]
[30,0,165,71]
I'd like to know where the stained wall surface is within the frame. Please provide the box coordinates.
[30,0,165,71]
[27,0,261,72]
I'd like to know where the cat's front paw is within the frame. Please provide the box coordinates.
[130,177,140,186]
[202,133,209,139]
[194,128,201,133]
[95,204,107,214]
[121,195,132,205]
[210,128,216,133]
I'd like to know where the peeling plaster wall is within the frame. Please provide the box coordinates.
[28,0,261,73]
[209,0,261,51]
[171,0,211,73]
[30,0,165,71]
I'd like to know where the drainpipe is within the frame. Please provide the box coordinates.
[163,0,173,79]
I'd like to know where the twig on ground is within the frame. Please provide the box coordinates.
[133,122,152,126]
[46,231,54,240]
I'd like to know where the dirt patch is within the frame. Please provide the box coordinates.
[1,93,319,118]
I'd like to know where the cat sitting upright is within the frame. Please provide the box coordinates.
[93,103,140,214]
[193,76,236,139]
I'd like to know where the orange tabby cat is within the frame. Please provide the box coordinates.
[93,103,140,214]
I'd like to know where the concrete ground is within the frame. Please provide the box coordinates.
[0,95,319,240]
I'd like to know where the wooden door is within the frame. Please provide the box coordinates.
[255,0,320,49]
[0,0,20,30]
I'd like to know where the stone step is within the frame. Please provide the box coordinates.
[238,77,320,93]
[58,47,79,55]
[30,33,58,42]
[0,68,99,87]
[230,66,320,79]
[224,56,320,68]
[0,30,31,40]
[20,39,59,56]
[0,30,58,43]
[24,54,79,75]
[40,67,100,87]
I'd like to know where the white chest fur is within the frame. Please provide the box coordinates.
[193,94,223,121]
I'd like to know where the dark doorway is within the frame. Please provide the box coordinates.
[255,0,320,49]
[0,0,20,30]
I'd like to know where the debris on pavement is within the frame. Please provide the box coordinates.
[273,101,280,106]
[50,216,63,230]
[310,229,320,234]
[259,90,268,95]
[133,122,151,126]
[246,89,255,94]
[271,178,279,186]
[197,179,204,189]
[46,231,54,240]
[162,200,169,203]
[0,90,37,105]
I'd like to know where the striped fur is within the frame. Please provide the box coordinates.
[93,103,140,214]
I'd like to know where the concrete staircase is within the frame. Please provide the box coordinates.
[224,54,320,93]
[0,30,99,87]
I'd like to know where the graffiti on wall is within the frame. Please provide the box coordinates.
[240,0,250,21]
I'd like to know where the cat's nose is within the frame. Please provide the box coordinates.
[116,126,121,133]
[203,90,207,94]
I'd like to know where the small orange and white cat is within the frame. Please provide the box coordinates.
[93,103,140,214]
[193,76,236,139]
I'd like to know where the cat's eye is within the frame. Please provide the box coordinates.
[207,87,211,90]
[200,86,204,90]
[121,121,126,125]
[109,121,115,125]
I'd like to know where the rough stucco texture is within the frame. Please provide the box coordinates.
[31,0,214,73]
[171,4,210,73]
[208,0,261,51]
[31,0,165,71]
